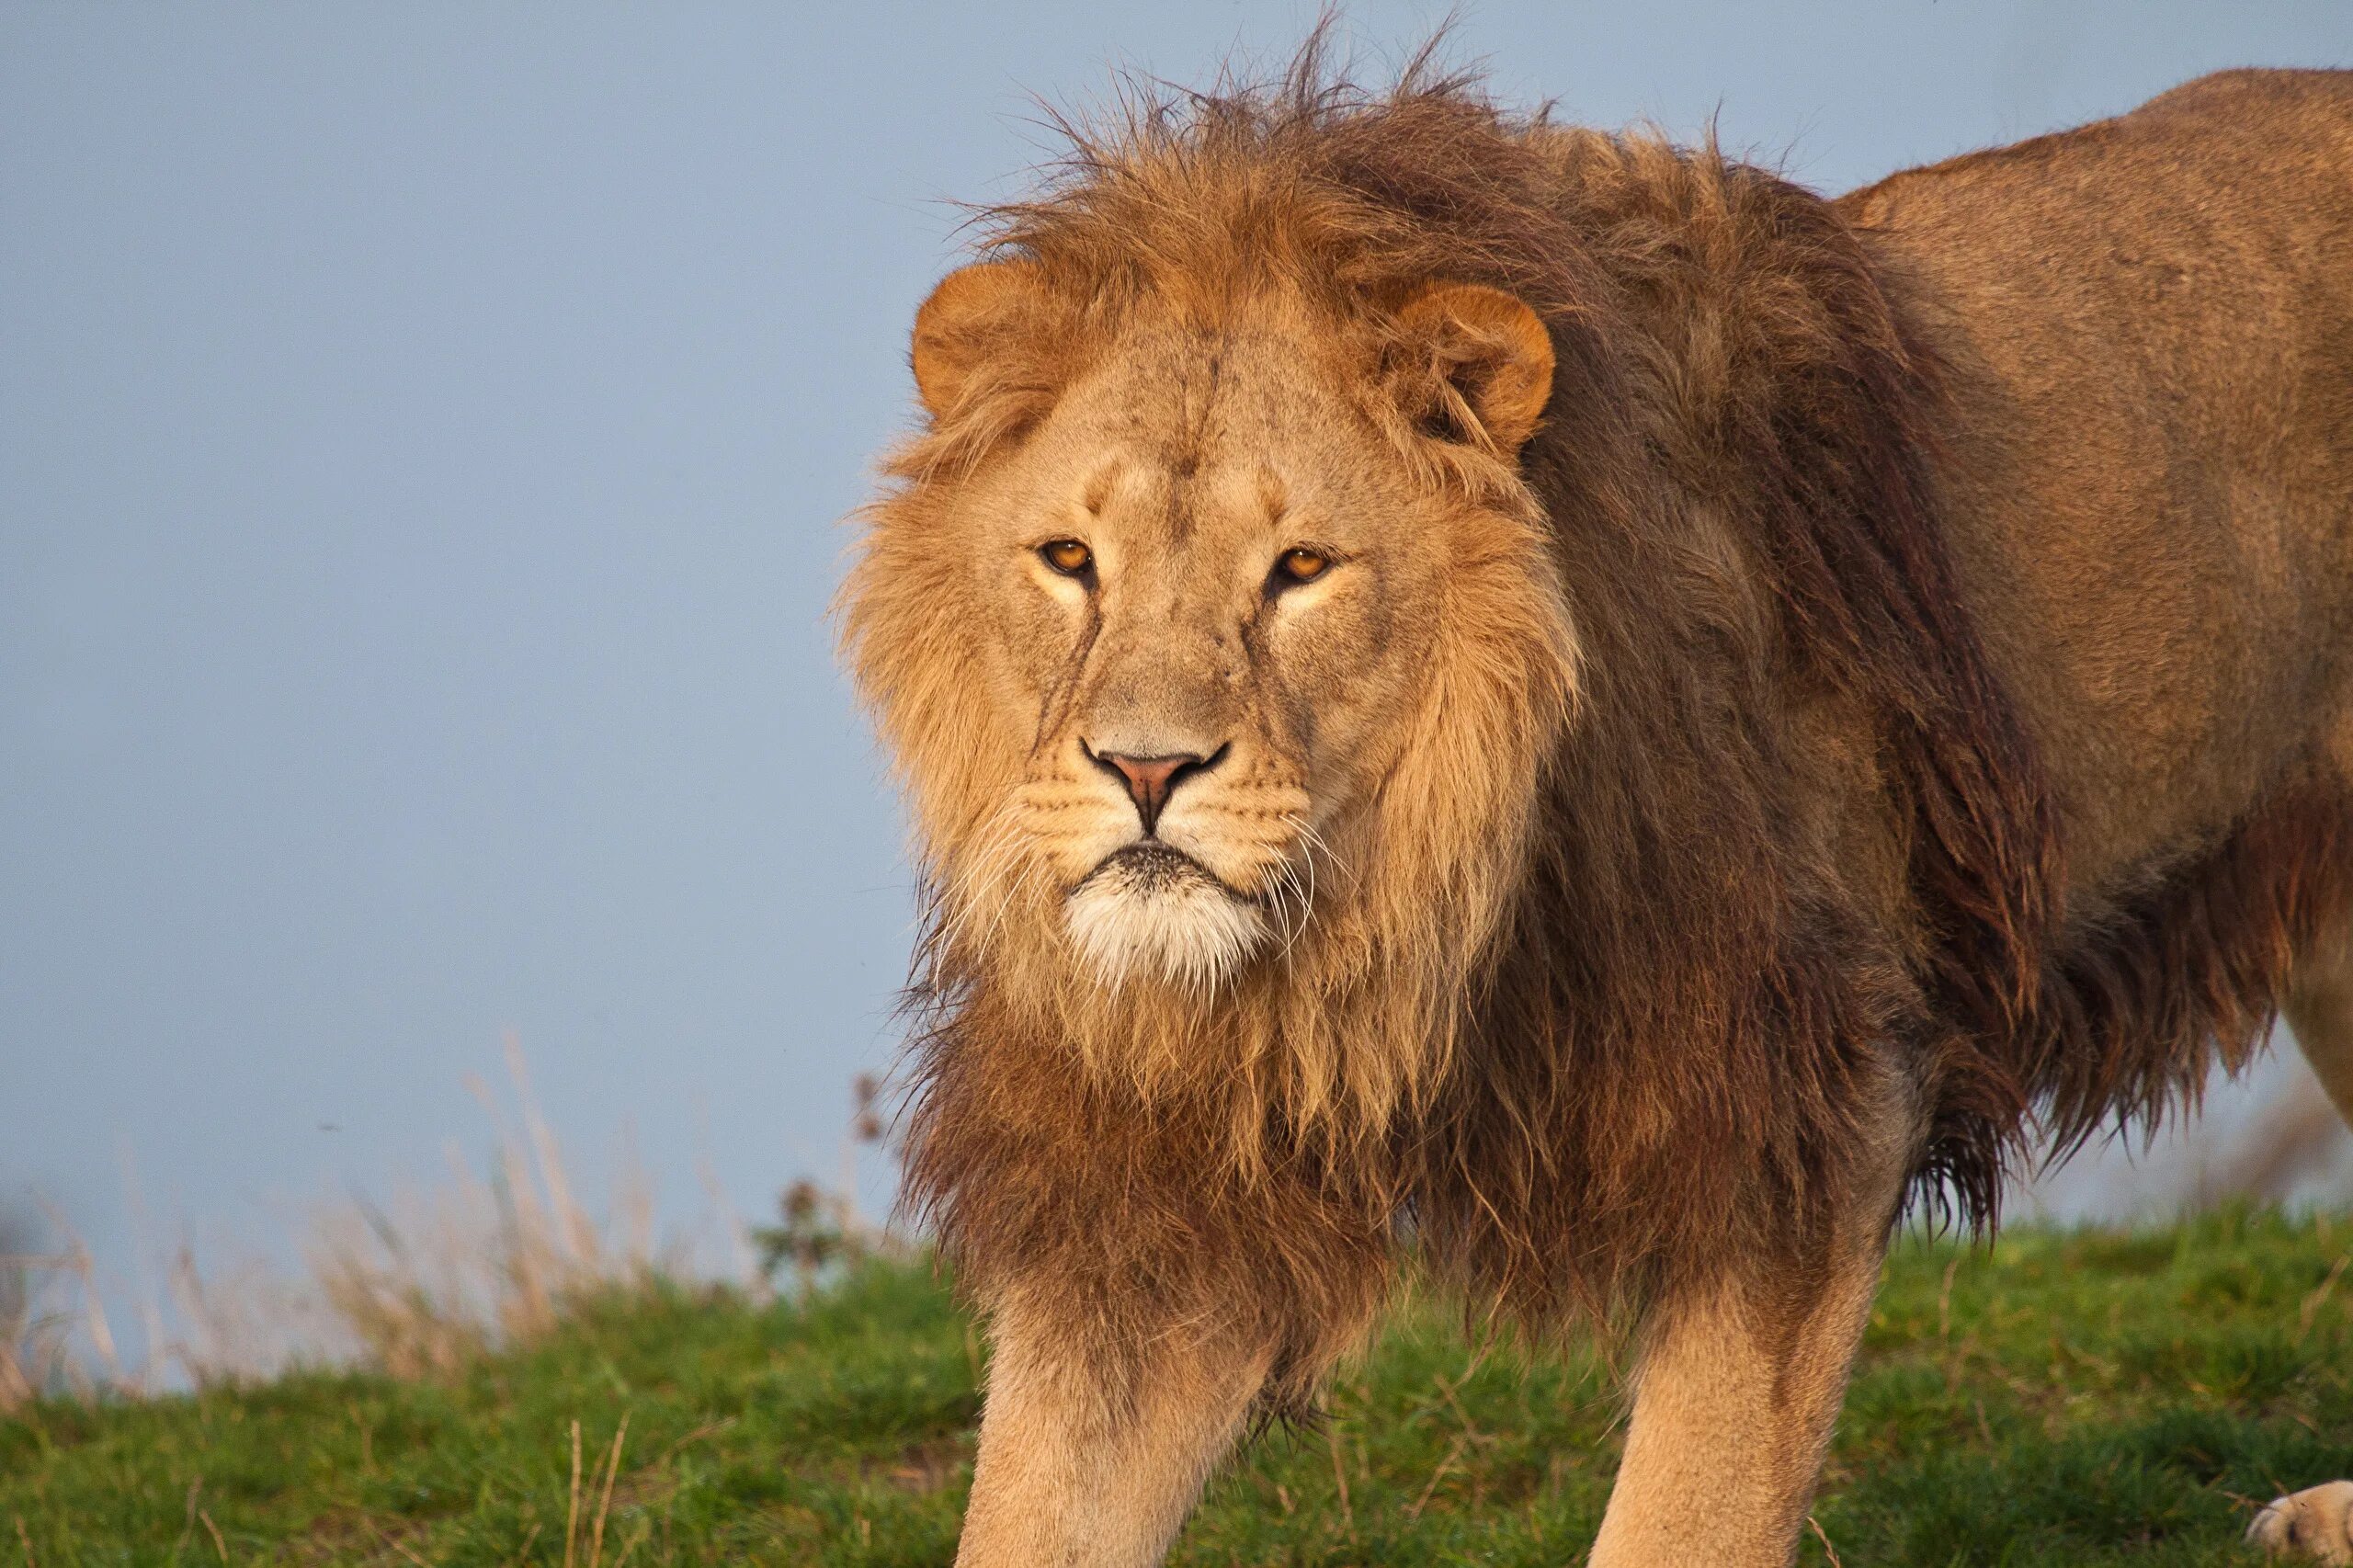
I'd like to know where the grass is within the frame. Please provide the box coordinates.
[2,1208,2349,1565]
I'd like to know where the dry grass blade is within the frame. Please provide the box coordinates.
[608,1518,652,1568]
[506,1031,599,1267]
[176,1479,201,1560]
[2300,1252,2351,1339]
[0,1204,137,1410]
[363,1517,436,1568]
[589,1415,631,1567]
[1405,1433,1467,1520]
[563,1418,584,1568]
[1324,1419,1354,1540]
[0,1346,32,1415]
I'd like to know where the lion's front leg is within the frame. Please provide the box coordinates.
[954,1282,1272,1568]
[1589,1113,1916,1568]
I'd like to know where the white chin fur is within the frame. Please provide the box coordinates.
[1064,858,1270,991]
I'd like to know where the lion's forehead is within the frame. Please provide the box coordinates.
[1040,318,1385,496]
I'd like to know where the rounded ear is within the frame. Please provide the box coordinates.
[1395,283,1554,455]
[911,260,1043,421]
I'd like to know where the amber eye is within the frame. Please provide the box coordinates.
[1039,539,1094,577]
[1271,547,1331,587]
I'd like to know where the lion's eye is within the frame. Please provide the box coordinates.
[1271,547,1331,587]
[1040,539,1095,578]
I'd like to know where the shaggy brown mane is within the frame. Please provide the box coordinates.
[879,47,2352,1366]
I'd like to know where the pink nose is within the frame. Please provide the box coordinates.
[1088,746,1222,835]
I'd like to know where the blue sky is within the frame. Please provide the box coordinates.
[6,2,2349,1292]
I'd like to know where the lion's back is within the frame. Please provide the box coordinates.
[1842,70,2353,898]
[1846,66,2353,424]
[1847,66,2353,219]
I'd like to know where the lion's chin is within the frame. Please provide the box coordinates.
[1064,846,1272,993]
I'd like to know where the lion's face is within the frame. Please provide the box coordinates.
[949,318,1451,988]
[848,263,1570,1004]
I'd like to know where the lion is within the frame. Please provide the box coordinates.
[839,51,2353,1567]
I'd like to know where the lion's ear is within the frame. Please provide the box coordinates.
[911,260,1045,422]
[1395,283,1554,456]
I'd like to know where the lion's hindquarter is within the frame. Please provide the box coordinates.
[1847,68,2353,900]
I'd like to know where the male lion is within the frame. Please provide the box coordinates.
[840,54,2353,1566]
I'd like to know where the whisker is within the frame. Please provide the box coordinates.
[973,849,1049,967]
[1273,863,1311,962]
[1279,813,1333,934]
[935,803,1029,960]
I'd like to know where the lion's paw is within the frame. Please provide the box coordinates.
[2249,1482,2353,1562]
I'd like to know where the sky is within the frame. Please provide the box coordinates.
[6,2,2352,1311]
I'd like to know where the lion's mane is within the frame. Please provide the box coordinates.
[848,49,2353,1397]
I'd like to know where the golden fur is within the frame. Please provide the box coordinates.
[839,49,2353,1563]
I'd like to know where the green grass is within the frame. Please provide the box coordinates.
[4,1209,2350,1564]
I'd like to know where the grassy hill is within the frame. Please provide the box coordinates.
[4,1208,2349,1565]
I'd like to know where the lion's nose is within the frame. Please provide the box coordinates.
[1086,744,1227,835]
